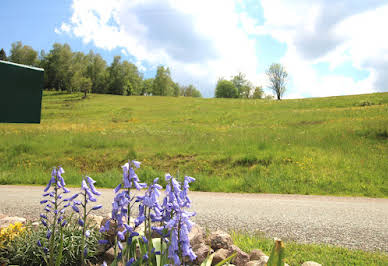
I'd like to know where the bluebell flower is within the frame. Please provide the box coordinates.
[72,205,80,213]
[46,229,52,239]
[98,239,109,245]
[91,205,102,210]
[78,218,84,226]
[126,258,135,266]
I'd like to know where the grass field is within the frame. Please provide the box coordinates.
[231,231,388,265]
[0,91,387,197]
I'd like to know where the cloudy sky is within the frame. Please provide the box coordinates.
[1,0,388,98]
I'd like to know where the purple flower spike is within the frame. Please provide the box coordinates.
[132,160,141,168]
[114,183,122,193]
[85,230,90,238]
[98,239,109,245]
[63,187,70,193]
[72,205,80,213]
[126,258,135,266]
[41,219,48,227]
[86,176,96,185]
[61,220,67,227]
[46,229,52,239]
[37,240,42,247]
[40,200,48,204]
[81,180,88,190]
[89,182,101,196]
[91,205,102,211]
[118,241,123,250]
[78,218,84,226]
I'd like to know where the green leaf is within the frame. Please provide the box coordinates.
[215,252,237,266]
[55,228,64,266]
[267,240,285,266]
[200,253,215,266]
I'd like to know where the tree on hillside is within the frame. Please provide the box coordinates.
[180,84,202,97]
[215,79,238,98]
[40,43,73,91]
[252,86,264,99]
[85,50,108,94]
[153,66,173,96]
[266,63,288,100]
[232,72,252,98]
[0,49,7,61]
[107,56,142,95]
[141,78,154,95]
[9,41,38,66]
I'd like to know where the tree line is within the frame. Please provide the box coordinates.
[215,64,288,100]
[0,42,202,98]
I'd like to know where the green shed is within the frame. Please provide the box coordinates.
[0,60,44,123]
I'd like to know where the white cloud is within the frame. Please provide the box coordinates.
[58,0,388,98]
[58,0,260,97]
[255,0,388,97]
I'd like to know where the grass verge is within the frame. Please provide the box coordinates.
[231,231,388,265]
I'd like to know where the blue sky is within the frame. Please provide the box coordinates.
[1,0,387,98]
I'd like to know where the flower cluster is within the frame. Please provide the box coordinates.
[0,222,26,248]
[38,167,71,265]
[99,160,146,261]
[71,176,102,265]
[100,161,197,265]
[163,174,197,265]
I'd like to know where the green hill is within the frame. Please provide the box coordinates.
[1,91,387,197]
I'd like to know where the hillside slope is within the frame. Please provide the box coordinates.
[0,92,387,197]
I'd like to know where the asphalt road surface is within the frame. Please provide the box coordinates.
[0,185,387,253]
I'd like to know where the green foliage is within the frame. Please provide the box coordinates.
[232,72,252,98]
[232,231,388,266]
[40,43,73,91]
[180,84,203,97]
[0,48,7,61]
[9,41,39,66]
[252,86,264,99]
[107,56,142,96]
[267,240,286,266]
[153,65,173,96]
[1,221,101,266]
[142,78,154,96]
[266,63,288,100]
[215,79,238,98]
[85,50,108,94]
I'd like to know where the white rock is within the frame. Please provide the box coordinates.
[0,216,26,229]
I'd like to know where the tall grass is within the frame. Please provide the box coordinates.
[0,91,387,197]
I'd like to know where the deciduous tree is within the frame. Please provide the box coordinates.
[215,79,238,98]
[266,63,288,100]
[9,41,38,66]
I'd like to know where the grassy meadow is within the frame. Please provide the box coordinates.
[0,91,387,197]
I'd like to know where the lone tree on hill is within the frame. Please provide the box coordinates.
[266,63,288,100]
[0,49,6,61]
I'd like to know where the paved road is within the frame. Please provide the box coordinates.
[0,185,387,253]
